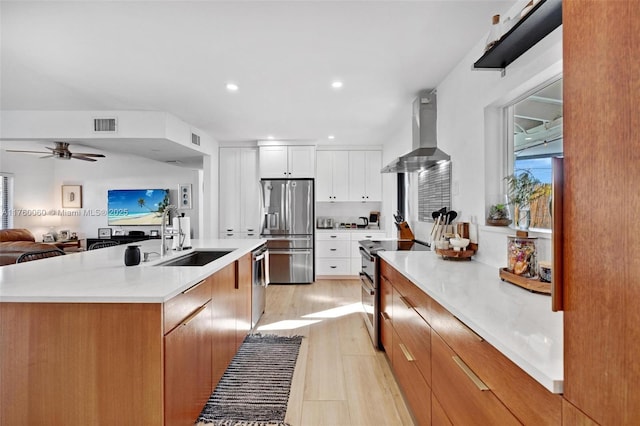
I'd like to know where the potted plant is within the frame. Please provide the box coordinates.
[486,203,511,226]
[505,170,542,230]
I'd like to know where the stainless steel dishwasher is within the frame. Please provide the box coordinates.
[252,244,268,329]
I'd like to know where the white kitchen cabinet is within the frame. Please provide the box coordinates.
[316,151,349,201]
[316,232,351,276]
[219,147,261,239]
[259,145,315,178]
[348,151,382,202]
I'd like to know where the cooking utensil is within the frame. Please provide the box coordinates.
[445,210,457,225]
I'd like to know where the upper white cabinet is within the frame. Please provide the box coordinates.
[348,150,382,202]
[219,147,261,238]
[316,151,349,202]
[259,145,315,178]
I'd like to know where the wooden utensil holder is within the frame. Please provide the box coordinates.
[397,221,415,240]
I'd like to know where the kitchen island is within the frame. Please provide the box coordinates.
[0,238,265,426]
[378,251,563,425]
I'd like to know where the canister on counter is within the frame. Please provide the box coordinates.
[507,235,538,278]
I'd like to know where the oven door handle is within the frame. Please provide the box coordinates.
[359,272,375,296]
[359,247,375,262]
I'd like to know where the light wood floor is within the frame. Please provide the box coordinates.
[256,279,414,426]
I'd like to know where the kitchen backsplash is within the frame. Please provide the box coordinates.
[316,201,383,229]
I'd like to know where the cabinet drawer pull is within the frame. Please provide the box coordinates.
[399,343,415,362]
[182,279,206,294]
[381,311,391,321]
[181,302,209,327]
[399,296,413,309]
[330,248,337,251]
[453,315,484,342]
[452,355,489,391]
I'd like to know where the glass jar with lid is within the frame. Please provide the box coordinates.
[507,235,538,278]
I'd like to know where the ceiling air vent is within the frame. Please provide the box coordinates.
[191,133,201,146]
[93,118,117,133]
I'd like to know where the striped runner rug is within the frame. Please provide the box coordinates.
[197,334,303,426]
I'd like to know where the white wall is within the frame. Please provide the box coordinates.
[0,146,201,242]
[384,21,562,268]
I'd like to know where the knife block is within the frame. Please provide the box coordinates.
[397,221,415,240]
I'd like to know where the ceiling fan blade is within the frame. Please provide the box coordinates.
[40,155,54,159]
[72,155,98,162]
[5,150,50,154]
[73,152,106,157]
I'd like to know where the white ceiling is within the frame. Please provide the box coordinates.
[1,0,515,164]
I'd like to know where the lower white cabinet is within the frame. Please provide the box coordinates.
[316,231,387,276]
[316,232,350,276]
[219,232,260,239]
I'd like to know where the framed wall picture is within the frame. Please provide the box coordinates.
[98,228,112,238]
[62,185,82,208]
[59,230,70,240]
[113,229,125,236]
[43,233,56,243]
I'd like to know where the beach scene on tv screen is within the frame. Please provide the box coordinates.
[108,189,170,225]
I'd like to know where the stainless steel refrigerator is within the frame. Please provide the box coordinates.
[260,178,314,284]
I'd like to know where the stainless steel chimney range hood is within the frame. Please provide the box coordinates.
[382,89,450,173]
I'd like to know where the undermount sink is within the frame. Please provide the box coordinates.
[155,250,233,267]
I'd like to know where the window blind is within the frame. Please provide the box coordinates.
[418,161,451,222]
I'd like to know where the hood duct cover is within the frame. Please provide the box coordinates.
[382,89,450,173]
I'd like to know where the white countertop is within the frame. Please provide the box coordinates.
[0,239,265,303]
[378,251,563,394]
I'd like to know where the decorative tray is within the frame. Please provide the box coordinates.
[499,268,551,294]
[435,243,478,261]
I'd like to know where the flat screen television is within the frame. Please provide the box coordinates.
[107,189,170,226]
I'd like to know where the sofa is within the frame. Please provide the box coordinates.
[0,229,59,266]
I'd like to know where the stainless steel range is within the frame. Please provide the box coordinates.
[358,239,430,349]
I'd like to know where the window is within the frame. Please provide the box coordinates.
[506,78,563,230]
[0,173,14,230]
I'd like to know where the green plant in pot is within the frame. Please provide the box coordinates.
[505,170,543,230]
[487,203,511,226]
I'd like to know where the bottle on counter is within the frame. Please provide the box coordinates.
[485,14,502,52]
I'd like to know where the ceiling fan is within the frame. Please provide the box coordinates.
[6,142,106,162]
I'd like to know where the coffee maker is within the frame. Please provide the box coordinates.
[368,211,380,229]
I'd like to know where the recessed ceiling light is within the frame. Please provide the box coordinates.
[267,135,275,140]
[226,83,239,92]
[331,81,343,89]
[328,135,335,140]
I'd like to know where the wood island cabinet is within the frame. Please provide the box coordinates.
[380,263,431,426]
[235,253,252,349]
[0,255,254,426]
[165,300,212,425]
[380,259,561,425]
